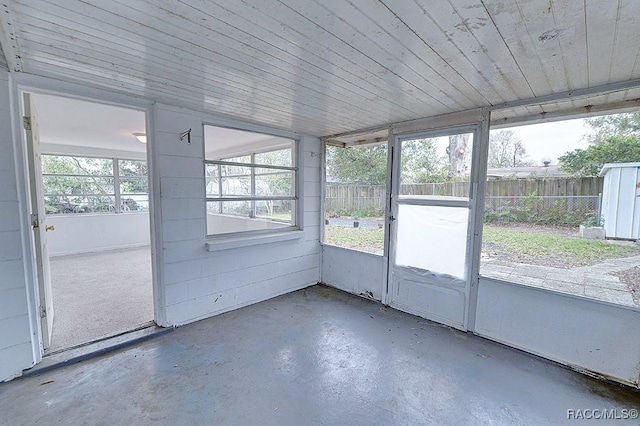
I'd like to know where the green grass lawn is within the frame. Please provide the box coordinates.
[482,225,640,266]
[324,226,385,254]
[325,224,640,266]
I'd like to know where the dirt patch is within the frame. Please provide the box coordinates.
[612,266,640,305]
[482,241,581,269]
[485,222,578,236]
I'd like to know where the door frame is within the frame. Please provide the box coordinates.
[385,111,490,331]
[10,73,159,363]
[23,92,55,350]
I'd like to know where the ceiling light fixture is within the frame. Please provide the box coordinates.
[133,132,147,143]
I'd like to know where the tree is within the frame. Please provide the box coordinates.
[326,144,388,185]
[401,138,448,183]
[488,130,532,168]
[42,155,114,212]
[327,138,461,185]
[584,112,640,144]
[119,159,148,194]
[254,149,293,197]
[446,134,470,177]
[558,136,640,176]
[559,112,640,176]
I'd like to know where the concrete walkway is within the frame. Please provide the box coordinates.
[481,255,640,307]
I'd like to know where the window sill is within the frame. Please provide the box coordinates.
[205,230,304,252]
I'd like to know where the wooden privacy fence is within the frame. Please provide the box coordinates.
[325,177,603,223]
[484,176,602,197]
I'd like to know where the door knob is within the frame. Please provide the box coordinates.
[45,225,55,232]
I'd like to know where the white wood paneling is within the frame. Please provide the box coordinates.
[391,0,534,102]
[586,0,640,86]
[293,0,478,111]
[0,42,6,71]
[151,103,321,326]
[476,278,640,388]
[3,1,640,138]
[321,245,385,301]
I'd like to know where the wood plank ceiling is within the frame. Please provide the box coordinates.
[0,43,6,71]
[1,0,640,137]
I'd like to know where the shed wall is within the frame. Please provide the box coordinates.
[602,165,640,240]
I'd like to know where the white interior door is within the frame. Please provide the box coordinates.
[24,92,55,350]
[388,125,482,331]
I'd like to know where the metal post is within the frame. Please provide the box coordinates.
[250,153,256,218]
[113,158,121,213]
[218,164,223,214]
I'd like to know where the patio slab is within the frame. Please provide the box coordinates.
[584,286,635,306]
[481,255,639,307]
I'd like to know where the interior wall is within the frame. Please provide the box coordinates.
[0,71,36,381]
[475,278,640,387]
[206,213,290,234]
[47,213,150,257]
[0,80,322,381]
[321,245,385,301]
[151,103,321,326]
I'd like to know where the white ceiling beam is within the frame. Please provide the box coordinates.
[488,79,640,112]
[326,79,640,141]
[491,98,640,129]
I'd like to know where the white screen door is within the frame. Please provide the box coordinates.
[388,125,483,330]
[24,92,55,350]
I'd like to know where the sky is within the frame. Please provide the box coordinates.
[493,118,594,166]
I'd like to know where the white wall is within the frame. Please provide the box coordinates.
[475,278,640,387]
[151,103,321,326]
[0,85,321,381]
[206,213,291,234]
[47,213,150,256]
[321,245,385,301]
[0,71,37,381]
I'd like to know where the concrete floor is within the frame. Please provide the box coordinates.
[49,246,154,352]
[2,285,638,425]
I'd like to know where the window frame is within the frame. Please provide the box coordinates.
[42,154,149,215]
[203,124,301,239]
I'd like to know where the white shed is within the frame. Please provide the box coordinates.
[599,162,640,240]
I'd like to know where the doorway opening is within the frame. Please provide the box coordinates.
[23,92,154,354]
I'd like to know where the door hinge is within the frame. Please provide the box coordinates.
[23,116,32,131]
[39,305,46,318]
[31,213,40,229]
